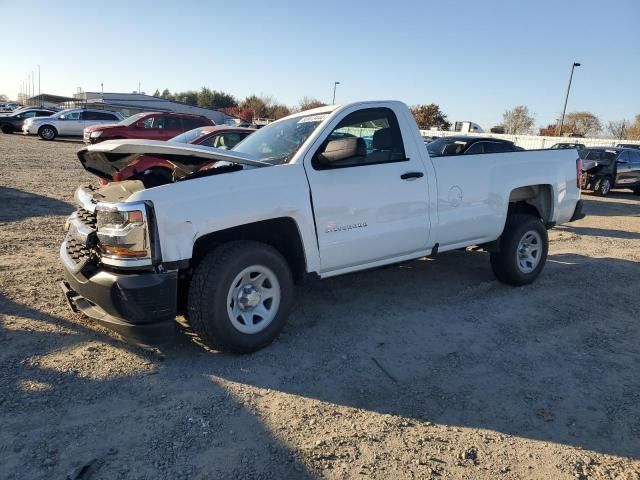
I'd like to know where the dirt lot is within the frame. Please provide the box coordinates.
[1,133,639,480]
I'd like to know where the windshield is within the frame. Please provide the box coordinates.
[426,137,470,156]
[232,113,328,163]
[170,128,211,144]
[118,113,147,126]
[582,149,617,161]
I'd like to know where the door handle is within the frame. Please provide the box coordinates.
[400,171,424,180]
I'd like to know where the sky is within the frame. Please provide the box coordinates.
[1,0,638,130]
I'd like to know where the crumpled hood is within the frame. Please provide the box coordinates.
[77,139,269,181]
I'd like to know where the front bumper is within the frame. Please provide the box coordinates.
[22,124,38,135]
[61,264,178,343]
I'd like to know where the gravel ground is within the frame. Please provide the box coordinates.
[1,133,640,480]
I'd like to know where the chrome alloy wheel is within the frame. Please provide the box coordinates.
[226,265,281,334]
[41,127,55,140]
[516,230,542,274]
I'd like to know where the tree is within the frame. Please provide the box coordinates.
[267,104,291,120]
[152,89,161,97]
[562,111,601,136]
[197,87,215,109]
[210,90,237,109]
[299,97,326,111]
[627,115,640,140]
[606,120,629,140]
[502,106,535,134]
[240,95,272,118]
[0,94,8,102]
[173,90,198,106]
[160,88,172,99]
[538,124,558,136]
[410,103,451,130]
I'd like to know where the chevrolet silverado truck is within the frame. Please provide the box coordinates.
[60,101,585,353]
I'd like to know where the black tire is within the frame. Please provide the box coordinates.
[1,124,13,134]
[38,125,57,141]
[490,214,548,286]
[594,176,612,196]
[187,240,294,353]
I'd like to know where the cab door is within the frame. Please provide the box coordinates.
[628,151,640,186]
[615,151,635,186]
[303,106,431,274]
[59,111,84,135]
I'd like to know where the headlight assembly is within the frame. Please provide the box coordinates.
[95,202,157,266]
[90,131,102,138]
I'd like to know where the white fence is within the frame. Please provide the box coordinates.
[420,130,640,150]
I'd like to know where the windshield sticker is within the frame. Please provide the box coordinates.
[298,114,328,124]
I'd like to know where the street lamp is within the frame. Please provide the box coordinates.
[558,62,581,136]
[332,81,340,104]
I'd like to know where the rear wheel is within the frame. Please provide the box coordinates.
[490,214,548,286]
[187,241,293,353]
[1,124,13,134]
[594,176,612,196]
[38,125,57,141]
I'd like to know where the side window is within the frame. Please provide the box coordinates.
[485,142,511,153]
[183,117,208,130]
[314,107,406,169]
[142,115,164,129]
[630,151,640,164]
[21,111,37,118]
[65,111,81,120]
[92,111,118,120]
[82,111,99,120]
[214,132,245,150]
[35,110,52,117]
[164,116,182,130]
[618,151,630,163]
[464,142,485,154]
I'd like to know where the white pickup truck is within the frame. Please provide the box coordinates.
[61,101,585,353]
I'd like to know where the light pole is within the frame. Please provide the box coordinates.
[332,81,340,104]
[558,62,581,136]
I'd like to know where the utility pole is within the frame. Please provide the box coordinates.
[332,81,340,104]
[558,62,581,137]
[38,65,41,105]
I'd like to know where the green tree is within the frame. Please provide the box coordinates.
[197,87,215,108]
[267,104,291,120]
[241,95,270,118]
[173,90,198,106]
[152,89,161,97]
[160,88,172,99]
[410,104,451,130]
[211,90,237,109]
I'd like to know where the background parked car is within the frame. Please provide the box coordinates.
[22,108,124,140]
[83,111,214,144]
[0,108,55,133]
[616,143,640,150]
[550,142,586,150]
[580,147,640,196]
[91,126,255,187]
[426,136,522,156]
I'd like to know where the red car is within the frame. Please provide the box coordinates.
[92,126,255,187]
[83,111,214,144]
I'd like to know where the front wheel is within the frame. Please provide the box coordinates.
[187,241,293,353]
[490,214,549,286]
[38,125,57,141]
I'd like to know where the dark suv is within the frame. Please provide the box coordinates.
[426,136,522,156]
[0,108,55,133]
[580,147,640,196]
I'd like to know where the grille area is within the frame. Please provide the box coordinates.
[65,237,91,264]
[76,207,97,231]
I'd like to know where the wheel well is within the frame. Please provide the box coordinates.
[191,218,307,284]
[508,185,552,223]
[38,124,57,133]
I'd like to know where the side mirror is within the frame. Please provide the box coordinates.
[316,137,366,165]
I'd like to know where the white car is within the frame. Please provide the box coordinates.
[61,100,584,353]
[22,108,124,140]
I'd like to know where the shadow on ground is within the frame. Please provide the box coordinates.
[0,186,74,222]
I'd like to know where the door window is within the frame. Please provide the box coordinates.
[464,142,485,154]
[618,151,630,163]
[164,116,182,130]
[35,110,52,117]
[485,141,513,153]
[629,151,640,165]
[63,111,81,120]
[182,117,208,130]
[142,115,164,129]
[314,107,406,169]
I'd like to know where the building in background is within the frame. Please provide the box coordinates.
[72,92,237,124]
